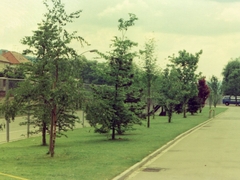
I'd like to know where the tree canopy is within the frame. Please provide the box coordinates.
[158,67,182,123]
[2,0,86,157]
[197,77,210,112]
[222,58,240,98]
[140,38,157,127]
[86,14,145,140]
[168,50,202,118]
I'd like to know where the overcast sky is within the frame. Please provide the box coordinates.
[1,0,240,80]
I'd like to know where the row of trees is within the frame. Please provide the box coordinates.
[0,0,227,157]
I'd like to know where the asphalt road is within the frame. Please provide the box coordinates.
[120,106,240,180]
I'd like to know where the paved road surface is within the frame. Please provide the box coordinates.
[121,106,240,180]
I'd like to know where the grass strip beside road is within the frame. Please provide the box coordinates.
[0,107,227,180]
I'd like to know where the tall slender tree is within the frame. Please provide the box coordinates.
[208,75,222,107]
[86,14,145,140]
[140,38,157,128]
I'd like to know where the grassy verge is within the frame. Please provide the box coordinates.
[0,107,227,180]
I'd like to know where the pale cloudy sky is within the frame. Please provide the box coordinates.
[1,0,240,80]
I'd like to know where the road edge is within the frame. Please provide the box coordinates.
[112,109,228,180]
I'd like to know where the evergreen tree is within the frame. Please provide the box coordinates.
[86,14,145,140]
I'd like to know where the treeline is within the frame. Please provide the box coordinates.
[0,0,229,157]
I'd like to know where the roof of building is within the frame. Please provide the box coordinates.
[0,55,10,63]
[2,51,29,64]
[11,51,30,63]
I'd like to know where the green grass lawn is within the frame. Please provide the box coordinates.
[0,107,227,180]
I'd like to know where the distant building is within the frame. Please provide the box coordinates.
[0,55,10,71]
[0,77,24,97]
[2,51,29,64]
[0,50,29,97]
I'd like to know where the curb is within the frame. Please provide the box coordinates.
[112,110,227,180]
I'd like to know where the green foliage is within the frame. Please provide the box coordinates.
[2,0,85,156]
[86,85,115,134]
[158,67,182,122]
[208,75,222,108]
[132,63,145,87]
[0,107,227,180]
[73,57,109,85]
[1,65,25,79]
[86,14,145,139]
[118,13,138,31]
[140,38,158,127]
[0,94,18,123]
[168,50,202,118]
[140,38,157,82]
[222,58,240,98]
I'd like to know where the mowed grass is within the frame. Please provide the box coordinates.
[0,107,227,180]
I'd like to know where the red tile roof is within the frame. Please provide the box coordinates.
[0,55,10,64]
[2,51,29,64]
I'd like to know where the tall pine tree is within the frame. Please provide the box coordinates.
[86,14,145,140]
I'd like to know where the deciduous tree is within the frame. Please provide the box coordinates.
[140,38,157,127]
[222,58,240,100]
[2,0,86,157]
[158,68,182,123]
[168,50,202,118]
[208,75,222,108]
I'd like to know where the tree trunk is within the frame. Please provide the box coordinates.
[168,117,171,123]
[49,105,57,157]
[112,121,115,140]
[147,98,150,128]
[147,81,151,128]
[42,121,47,146]
[152,104,155,119]
[116,123,124,135]
[183,103,187,118]
[168,112,172,123]
[112,73,118,140]
[49,110,54,154]
[6,119,9,142]
[49,60,58,157]
[167,106,172,123]
[51,105,57,157]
